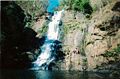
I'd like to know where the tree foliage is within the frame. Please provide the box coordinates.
[61,0,93,14]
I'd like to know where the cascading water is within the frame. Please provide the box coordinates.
[33,9,64,70]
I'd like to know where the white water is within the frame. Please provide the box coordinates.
[33,10,64,70]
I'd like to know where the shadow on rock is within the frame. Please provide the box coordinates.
[1,1,45,69]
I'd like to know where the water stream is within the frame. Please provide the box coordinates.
[33,10,64,70]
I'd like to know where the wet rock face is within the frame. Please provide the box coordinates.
[1,1,40,69]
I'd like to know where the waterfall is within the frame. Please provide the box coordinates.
[33,9,64,70]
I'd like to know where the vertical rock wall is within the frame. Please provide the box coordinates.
[56,0,120,71]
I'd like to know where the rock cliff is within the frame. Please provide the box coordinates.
[1,0,120,73]
[54,0,120,71]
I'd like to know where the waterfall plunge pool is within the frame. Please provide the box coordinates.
[1,69,113,79]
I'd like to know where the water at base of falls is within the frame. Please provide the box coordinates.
[2,70,111,79]
[32,10,64,70]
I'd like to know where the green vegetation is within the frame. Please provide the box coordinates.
[72,0,89,11]
[95,45,120,70]
[63,25,69,34]
[92,5,97,12]
[63,22,80,34]
[61,0,93,14]
[101,45,120,61]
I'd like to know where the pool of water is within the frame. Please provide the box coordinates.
[1,69,112,79]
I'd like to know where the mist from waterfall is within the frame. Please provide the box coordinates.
[33,9,64,70]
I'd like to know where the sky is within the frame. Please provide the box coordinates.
[47,0,60,13]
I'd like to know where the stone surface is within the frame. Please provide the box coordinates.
[57,0,120,71]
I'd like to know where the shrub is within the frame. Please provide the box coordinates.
[101,45,120,58]
[61,0,93,14]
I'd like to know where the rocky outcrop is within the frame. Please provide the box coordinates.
[85,0,120,70]
[55,0,120,71]
[1,0,119,71]
[16,0,48,22]
[1,1,42,69]
[90,0,112,11]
